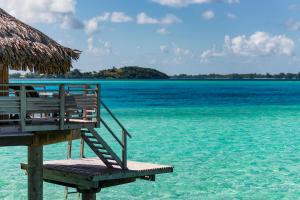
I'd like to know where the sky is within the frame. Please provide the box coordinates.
[1,0,300,75]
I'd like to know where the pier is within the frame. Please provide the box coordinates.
[0,7,172,200]
[0,83,173,199]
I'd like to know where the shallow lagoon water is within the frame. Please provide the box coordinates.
[1,80,300,199]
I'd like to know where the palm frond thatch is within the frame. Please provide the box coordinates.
[0,8,80,74]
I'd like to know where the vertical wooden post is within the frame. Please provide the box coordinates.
[122,129,127,169]
[20,85,26,131]
[0,65,8,120]
[59,84,65,130]
[81,191,96,200]
[96,84,101,128]
[80,138,85,158]
[28,145,43,200]
[0,64,8,93]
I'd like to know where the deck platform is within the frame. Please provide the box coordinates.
[0,130,81,146]
[0,131,33,146]
[21,158,173,191]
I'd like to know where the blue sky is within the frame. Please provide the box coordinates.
[1,0,300,75]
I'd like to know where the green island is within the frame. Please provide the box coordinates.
[10,66,169,79]
[9,66,300,80]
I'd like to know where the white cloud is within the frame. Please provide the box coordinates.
[84,12,132,35]
[200,32,295,62]
[161,14,182,25]
[174,47,190,55]
[151,0,239,7]
[137,12,159,24]
[60,15,84,29]
[160,45,168,53]
[225,32,295,56]
[285,20,300,31]
[137,12,181,25]
[227,12,237,20]
[200,48,225,62]
[110,12,132,23]
[0,0,82,28]
[202,10,215,20]
[84,15,106,35]
[227,0,239,4]
[87,37,112,55]
[157,28,169,35]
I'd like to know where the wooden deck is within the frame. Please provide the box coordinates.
[0,130,81,146]
[0,83,100,133]
[0,131,33,146]
[21,158,173,191]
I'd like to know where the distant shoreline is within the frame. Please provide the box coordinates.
[10,66,300,80]
[11,78,300,81]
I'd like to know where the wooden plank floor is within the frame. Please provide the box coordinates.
[43,158,173,181]
[21,158,173,190]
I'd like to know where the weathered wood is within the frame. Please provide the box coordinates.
[81,191,96,200]
[28,145,43,200]
[31,130,81,146]
[21,158,172,198]
[0,133,33,146]
[59,84,65,130]
[0,65,8,120]
[20,85,26,130]
[122,129,127,169]
[0,83,100,133]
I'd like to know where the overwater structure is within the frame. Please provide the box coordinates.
[0,8,172,200]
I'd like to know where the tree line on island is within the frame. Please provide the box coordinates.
[9,66,300,80]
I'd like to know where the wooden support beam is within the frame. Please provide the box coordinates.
[28,145,43,200]
[31,130,81,146]
[0,133,33,146]
[81,190,96,200]
[0,65,8,120]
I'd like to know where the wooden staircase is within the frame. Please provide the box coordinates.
[81,100,132,170]
[81,128,124,169]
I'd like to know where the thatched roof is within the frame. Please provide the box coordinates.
[0,8,80,74]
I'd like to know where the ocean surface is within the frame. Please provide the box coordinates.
[1,80,300,199]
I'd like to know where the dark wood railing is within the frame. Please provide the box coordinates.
[100,100,131,169]
[0,83,100,133]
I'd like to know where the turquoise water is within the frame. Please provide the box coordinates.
[1,80,300,199]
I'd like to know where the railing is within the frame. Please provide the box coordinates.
[100,100,132,169]
[0,83,100,132]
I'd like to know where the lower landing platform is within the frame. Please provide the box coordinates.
[21,158,173,192]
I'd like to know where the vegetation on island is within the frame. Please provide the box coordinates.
[172,73,300,80]
[10,66,169,79]
[9,66,300,80]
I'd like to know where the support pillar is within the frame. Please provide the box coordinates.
[81,191,96,200]
[0,65,8,120]
[28,145,43,200]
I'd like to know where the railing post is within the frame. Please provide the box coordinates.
[122,129,127,169]
[20,85,26,132]
[59,84,65,130]
[96,84,101,128]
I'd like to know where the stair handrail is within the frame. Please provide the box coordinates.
[100,99,131,169]
[100,100,132,138]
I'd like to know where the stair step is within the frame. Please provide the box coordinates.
[67,192,78,194]
[109,162,119,166]
[91,141,100,144]
[94,146,105,149]
[81,127,124,169]
[99,152,110,155]
[103,155,113,159]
